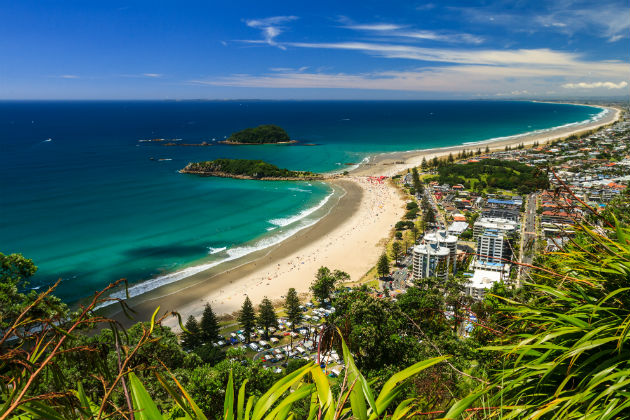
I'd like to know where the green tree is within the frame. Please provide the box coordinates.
[391,241,402,265]
[182,315,202,351]
[377,253,390,278]
[421,156,428,170]
[238,296,256,343]
[200,303,220,343]
[284,288,302,330]
[447,153,454,163]
[257,297,277,339]
[310,267,349,304]
[0,253,67,330]
[425,207,436,225]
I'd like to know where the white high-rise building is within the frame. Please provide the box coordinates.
[476,228,509,263]
[423,229,458,273]
[412,242,451,281]
[473,217,518,240]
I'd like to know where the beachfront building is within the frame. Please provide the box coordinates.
[423,229,458,274]
[412,242,451,281]
[447,221,469,236]
[464,269,503,300]
[473,217,518,240]
[476,229,510,263]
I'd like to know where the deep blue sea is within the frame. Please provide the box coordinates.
[0,100,602,302]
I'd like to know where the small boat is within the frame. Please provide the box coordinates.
[158,158,173,161]
[43,138,52,142]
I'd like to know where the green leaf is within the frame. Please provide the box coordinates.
[149,306,161,335]
[440,390,485,419]
[17,401,67,420]
[129,372,164,420]
[224,369,235,420]
[251,362,313,420]
[374,355,448,416]
[237,378,249,420]
[309,365,333,410]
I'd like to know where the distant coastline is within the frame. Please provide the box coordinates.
[105,102,622,328]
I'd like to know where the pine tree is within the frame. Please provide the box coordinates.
[257,297,278,339]
[182,315,201,351]
[485,145,490,153]
[425,207,436,225]
[391,241,402,265]
[238,296,256,344]
[447,153,454,163]
[285,288,302,330]
[377,253,390,279]
[200,303,220,343]
[421,156,428,170]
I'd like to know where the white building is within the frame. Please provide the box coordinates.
[412,242,451,281]
[464,270,503,300]
[473,217,518,240]
[424,229,458,274]
[447,221,469,236]
[476,229,509,263]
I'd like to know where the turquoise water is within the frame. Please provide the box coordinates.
[0,100,602,302]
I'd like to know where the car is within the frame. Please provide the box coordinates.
[249,343,259,352]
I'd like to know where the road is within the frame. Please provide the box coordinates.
[518,192,538,285]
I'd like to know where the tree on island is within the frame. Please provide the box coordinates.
[200,303,220,343]
[284,288,302,330]
[310,266,349,305]
[377,253,390,279]
[238,296,256,343]
[391,241,402,265]
[227,124,290,144]
[182,315,201,351]
[257,297,278,340]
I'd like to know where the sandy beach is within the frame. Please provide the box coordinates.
[112,103,621,328]
[114,177,405,329]
[354,104,621,177]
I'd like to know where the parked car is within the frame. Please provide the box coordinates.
[249,343,259,352]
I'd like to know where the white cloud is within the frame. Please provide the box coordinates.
[456,3,630,42]
[562,81,628,89]
[245,15,298,49]
[344,23,405,31]
[342,21,483,44]
[189,44,629,97]
[59,75,79,79]
[143,73,162,78]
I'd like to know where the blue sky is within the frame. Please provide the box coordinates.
[1,0,628,99]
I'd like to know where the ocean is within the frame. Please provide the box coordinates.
[0,100,602,302]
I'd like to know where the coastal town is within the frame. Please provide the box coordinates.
[175,105,629,375]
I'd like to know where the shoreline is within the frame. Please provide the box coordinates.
[352,104,620,177]
[107,177,405,329]
[106,102,621,327]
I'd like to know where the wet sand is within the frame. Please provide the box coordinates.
[106,104,620,328]
[107,177,405,328]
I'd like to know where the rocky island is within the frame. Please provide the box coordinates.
[219,124,297,145]
[180,158,324,180]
